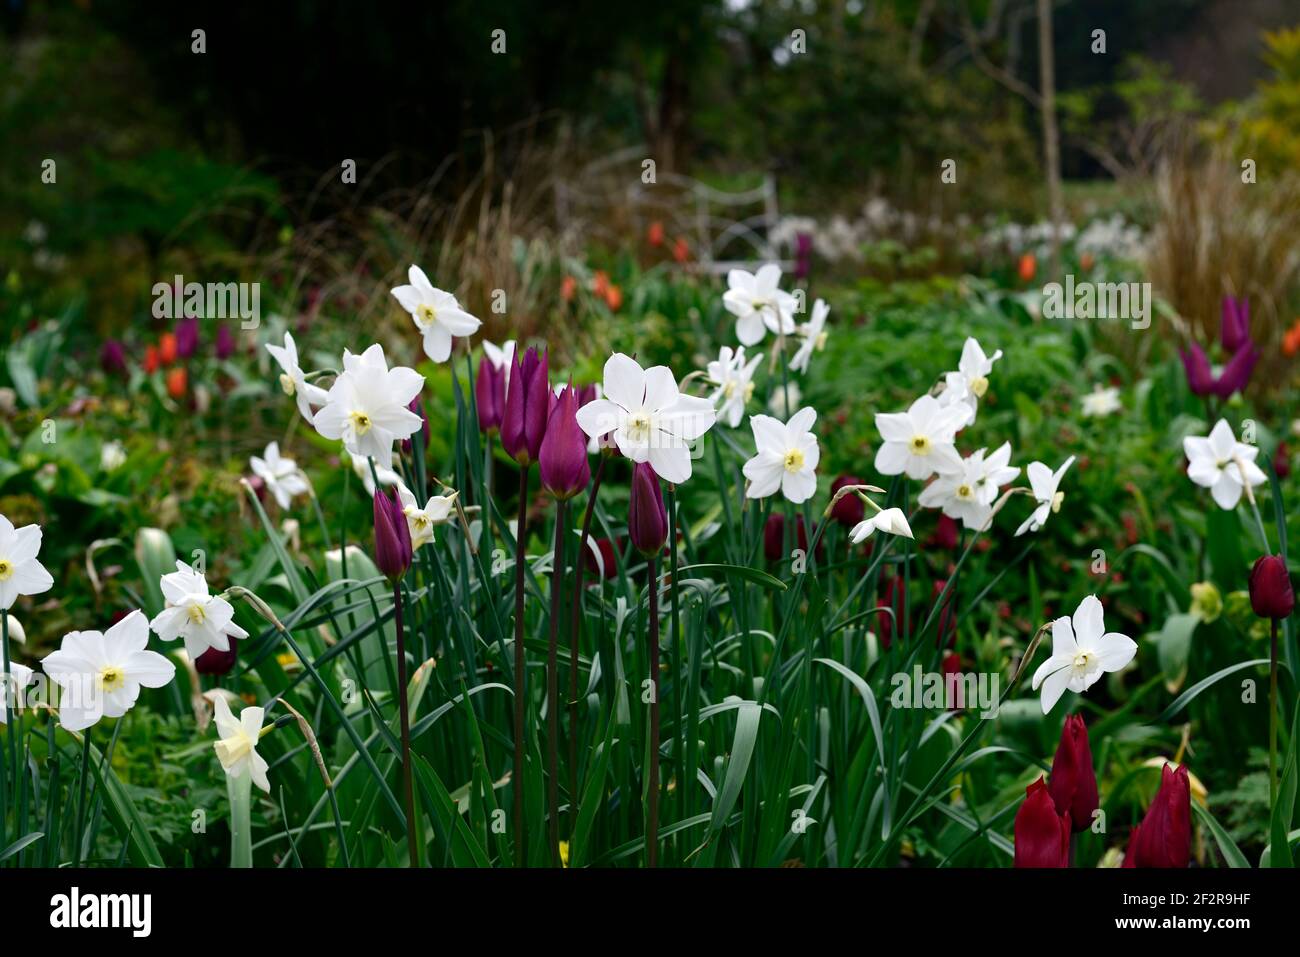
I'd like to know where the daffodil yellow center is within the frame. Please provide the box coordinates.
[417,303,437,326]
[350,411,373,436]
[910,435,931,455]
[412,513,430,530]
[815,331,828,350]
[783,448,805,473]
[1051,490,1065,513]
[0,559,12,581]
[723,381,736,398]
[627,411,652,442]
[187,603,207,625]
[98,665,126,693]
[956,483,973,499]
[279,372,296,396]
[969,376,989,398]
[215,732,252,768]
[1072,651,1092,672]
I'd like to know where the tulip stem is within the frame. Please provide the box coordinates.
[228,768,253,868]
[647,555,661,867]
[1269,616,1279,806]
[569,456,605,835]
[546,500,567,867]
[393,581,418,868]
[513,466,529,867]
[1,610,14,825]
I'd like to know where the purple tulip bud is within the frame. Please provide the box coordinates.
[215,324,235,360]
[1179,343,1214,397]
[577,383,599,408]
[1249,554,1294,619]
[539,384,591,500]
[1213,342,1258,399]
[175,317,200,358]
[475,355,503,433]
[373,487,412,582]
[629,461,668,557]
[100,339,128,377]
[195,638,238,676]
[793,231,813,281]
[1221,296,1251,354]
[501,346,550,465]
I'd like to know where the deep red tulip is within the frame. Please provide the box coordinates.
[100,340,128,377]
[1249,554,1294,619]
[373,487,412,583]
[195,638,238,676]
[1049,714,1099,833]
[501,346,549,465]
[1123,763,1191,868]
[929,514,960,550]
[1275,442,1291,480]
[829,475,866,527]
[1014,777,1071,867]
[539,385,591,500]
[877,575,908,649]
[933,579,956,649]
[763,513,815,562]
[582,537,617,580]
[629,462,667,557]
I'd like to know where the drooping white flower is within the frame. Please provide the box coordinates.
[919,445,1018,531]
[396,484,457,549]
[723,264,798,346]
[347,451,402,496]
[0,660,33,723]
[1081,386,1121,418]
[1015,456,1076,536]
[874,395,967,480]
[789,298,829,374]
[42,610,176,732]
[1183,419,1266,511]
[266,332,329,425]
[149,562,249,661]
[3,614,24,644]
[249,441,309,509]
[741,406,820,503]
[849,507,913,544]
[939,337,1002,425]
[212,694,271,793]
[575,353,716,484]
[706,345,763,428]
[390,265,482,363]
[1032,595,1137,713]
[313,343,424,469]
[0,515,54,611]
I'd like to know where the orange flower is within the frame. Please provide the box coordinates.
[592,271,609,297]
[159,332,178,365]
[647,221,665,247]
[1283,320,1300,357]
[143,344,160,374]
[560,275,577,302]
[1017,253,1036,283]
[672,237,690,263]
[604,284,623,311]
[1079,251,1094,272]
[166,366,187,399]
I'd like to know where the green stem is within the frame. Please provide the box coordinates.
[394,580,418,868]
[569,456,606,836]
[513,466,529,867]
[546,499,567,866]
[1269,616,1279,807]
[647,554,660,867]
[1,611,12,848]
[227,769,253,868]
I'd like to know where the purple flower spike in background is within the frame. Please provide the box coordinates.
[1220,295,1251,354]
[175,316,200,358]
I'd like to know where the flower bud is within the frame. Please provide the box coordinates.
[373,488,412,583]
[216,324,236,360]
[628,462,667,558]
[539,385,591,500]
[175,317,200,358]
[1249,554,1293,619]
[195,638,238,676]
[100,340,128,377]
[1013,776,1071,868]
[582,537,617,580]
[1123,763,1191,868]
[501,346,549,465]
[1221,295,1251,354]
[1048,714,1099,832]
[829,475,866,527]
[475,354,503,433]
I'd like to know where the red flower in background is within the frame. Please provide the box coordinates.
[1014,777,1071,868]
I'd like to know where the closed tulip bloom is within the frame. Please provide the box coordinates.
[1249,554,1294,619]
[1179,343,1214,397]
[829,475,867,526]
[475,354,503,433]
[1214,341,1258,398]
[763,513,812,562]
[175,317,200,358]
[539,385,591,500]
[373,488,413,583]
[501,347,550,465]
[877,575,907,649]
[215,324,236,360]
[100,340,128,377]
[195,638,239,676]
[629,462,668,557]
[1049,714,1099,832]
[581,536,617,580]
[1221,295,1251,354]
[1123,763,1191,868]
[1014,777,1071,868]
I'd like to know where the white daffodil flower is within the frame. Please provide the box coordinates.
[1183,419,1267,510]
[149,562,249,661]
[1081,386,1121,418]
[742,406,820,503]
[1015,456,1075,536]
[723,264,798,346]
[212,695,271,793]
[100,440,127,473]
[874,395,967,481]
[919,446,1015,531]
[266,331,329,425]
[0,515,53,612]
[1032,595,1137,713]
[249,441,309,509]
[390,264,483,363]
[940,337,1002,425]
[313,343,425,469]
[575,352,716,484]
[3,614,24,644]
[396,484,458,549]
[0,660,33,723]
[789,298,829,374]
[706,345,763,428]
[42,610,176,732]
[973,442,1020,505]
[849,507,913,544]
